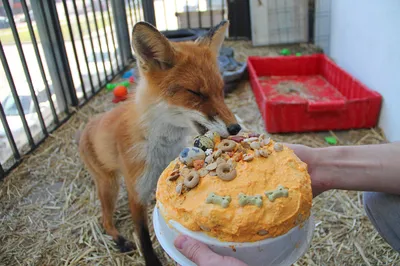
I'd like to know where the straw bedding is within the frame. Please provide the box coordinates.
[0,41,398,266]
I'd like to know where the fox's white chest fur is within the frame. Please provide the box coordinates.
[135,101,191,203]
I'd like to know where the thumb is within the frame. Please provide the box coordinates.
[174,235,247,266]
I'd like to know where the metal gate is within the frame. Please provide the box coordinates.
[0,0,139,179]
[0,0,323,179]
[0,0,252,179]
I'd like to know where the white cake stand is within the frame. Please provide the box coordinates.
[153,205,315,266]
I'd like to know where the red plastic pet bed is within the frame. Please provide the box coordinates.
[247,54,382,133]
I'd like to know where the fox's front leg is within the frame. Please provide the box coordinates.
[78,131,135,253]
[120,157,163,266]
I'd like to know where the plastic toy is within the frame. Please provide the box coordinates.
[122,68,134,79]
[114,85,127,97]
[112,85,128,103]
[106,81,130,91]
[324,136,337,145]
[280,48,291,56]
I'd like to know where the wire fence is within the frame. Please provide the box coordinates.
[0,0,137,178]
[0,0,327,179]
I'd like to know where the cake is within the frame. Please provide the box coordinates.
[156,132,312,243]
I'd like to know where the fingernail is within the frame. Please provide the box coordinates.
[174,235,188,249]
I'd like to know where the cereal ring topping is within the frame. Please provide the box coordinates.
[216,163,237,181]
[217,139,237,152]
[184,171,200,188]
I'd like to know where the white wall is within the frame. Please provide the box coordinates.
[328,0,400,141]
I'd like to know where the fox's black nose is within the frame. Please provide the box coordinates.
[227,124,241,135]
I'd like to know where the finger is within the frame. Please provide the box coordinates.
[284,143,304,150]
[174,235,220,265]
[174,235,247,266]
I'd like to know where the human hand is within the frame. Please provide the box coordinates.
[285,143,331,197]
[174,235,248,266]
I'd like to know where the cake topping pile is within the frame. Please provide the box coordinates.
[157,130,313,242]
[169,131,289,208]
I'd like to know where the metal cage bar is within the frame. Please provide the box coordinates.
[3,0,48,137]
[111,0,132,66]
[0,41,35,148]
[105,0,121,72]
[20,0,59,125]
[82,0,102,87]
[0,94,20,161]
[198,0,202,28]
[71,0,95,94]
[132,0,140,25]
[98,0,115,77]
[61,0,88,101]
[185,0,191,28]
[209,0,214,26]
[142,0,156,26]
[162,0,168,30]
[90,0,108,81]
[37,0,71,115]
[0,162,4,180]
[128,0,136,29]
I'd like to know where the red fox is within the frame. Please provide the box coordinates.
[77,20,241,265]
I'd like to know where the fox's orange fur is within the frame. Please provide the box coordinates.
[78,20,241,265]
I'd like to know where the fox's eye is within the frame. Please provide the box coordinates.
[187,89,205,99]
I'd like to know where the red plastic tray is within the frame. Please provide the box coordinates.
[247,54,382,133]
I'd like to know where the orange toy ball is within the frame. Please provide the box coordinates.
[113,85,128,97]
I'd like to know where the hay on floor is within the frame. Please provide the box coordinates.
[0,41,398,266]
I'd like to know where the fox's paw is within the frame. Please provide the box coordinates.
[115,235,136,253]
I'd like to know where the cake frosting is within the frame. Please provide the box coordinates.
[156,132,312,243]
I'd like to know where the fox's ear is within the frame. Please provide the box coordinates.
[131,22,176,71]
[195,20,229,54]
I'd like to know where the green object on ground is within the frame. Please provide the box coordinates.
[325,136,337,145]
[295,52,302,56]
[106,81,130,91]
[280,48,291,56]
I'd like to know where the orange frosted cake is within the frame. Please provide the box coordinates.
[156,132,312,243]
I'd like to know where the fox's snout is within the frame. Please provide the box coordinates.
[227,123,241,135]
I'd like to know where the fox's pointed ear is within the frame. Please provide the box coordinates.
[131,22,176,71]
[195,20,229,54]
